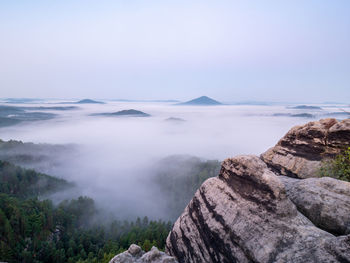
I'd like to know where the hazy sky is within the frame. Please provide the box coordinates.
[0,0,349,102]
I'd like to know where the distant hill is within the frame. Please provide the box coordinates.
[112,99,180,103]
[0,105,56,127]
[323,112,350,117]
[273,113,315,118]
[165,117,186,122]
[91,109,150,117]
[26,106,78,111]
[76,99,104,104]
[289,105,322,110]
[179,96,222,106]
[0,160,70,198]
[3,98,45,104]
[0,139,77,173]
[0,117,21,127]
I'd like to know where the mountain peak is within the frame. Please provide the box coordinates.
[179,96,222,106]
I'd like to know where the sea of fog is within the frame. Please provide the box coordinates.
[0,100,348,219]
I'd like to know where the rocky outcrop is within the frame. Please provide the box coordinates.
[109,244,178,263]
[166,155,350,263]
[280,176,350,235]
[261,118,350,178]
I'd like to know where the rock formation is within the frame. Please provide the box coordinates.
[261,118,350,178]
[107,119,350,262]
[109,244,178,263]
[166,155,350,262]
[166,118,350,263]
[281,176,350,236]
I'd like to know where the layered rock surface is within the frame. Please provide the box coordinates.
[281,176,350,235]
[109,244,178,263]
[166,155,350,262]
[261,118,350,178]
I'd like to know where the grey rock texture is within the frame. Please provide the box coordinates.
[109,244,178,263]
[281,176,350,235]
[261,118,350,178]
[166,155,350,263]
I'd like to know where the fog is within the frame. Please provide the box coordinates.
[0,101,348,220]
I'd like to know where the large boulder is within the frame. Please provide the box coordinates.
[109,244,177,263]
[166,155,350,263]
[280,176,350,235]
[261,118,350,178]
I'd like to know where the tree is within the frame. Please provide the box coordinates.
[80,248,87,260]
[142,239,152,252]
[320,147,350,182]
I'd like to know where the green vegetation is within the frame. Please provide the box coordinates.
[0,194,171,263]
[0,151,220,262]
[0,160,69,198]
[153,155,221,219]
[0,139,75,174]
[0,160,171,263]
[319,147,350,182]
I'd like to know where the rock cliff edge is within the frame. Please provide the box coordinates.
[166,118,350,263]
[110,118,350,263]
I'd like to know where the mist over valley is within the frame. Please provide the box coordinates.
[1,98,348,220]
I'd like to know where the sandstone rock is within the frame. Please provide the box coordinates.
[129,244,143,257]
[261,118,350,178]
[281,176,350,235]
[109,244,178,263]
[166,155,350,263]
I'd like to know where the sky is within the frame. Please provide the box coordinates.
[0,0,349,102]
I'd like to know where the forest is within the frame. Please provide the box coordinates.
[0,160,171,263]
[152,155,221,219]
[0,155,219,263]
